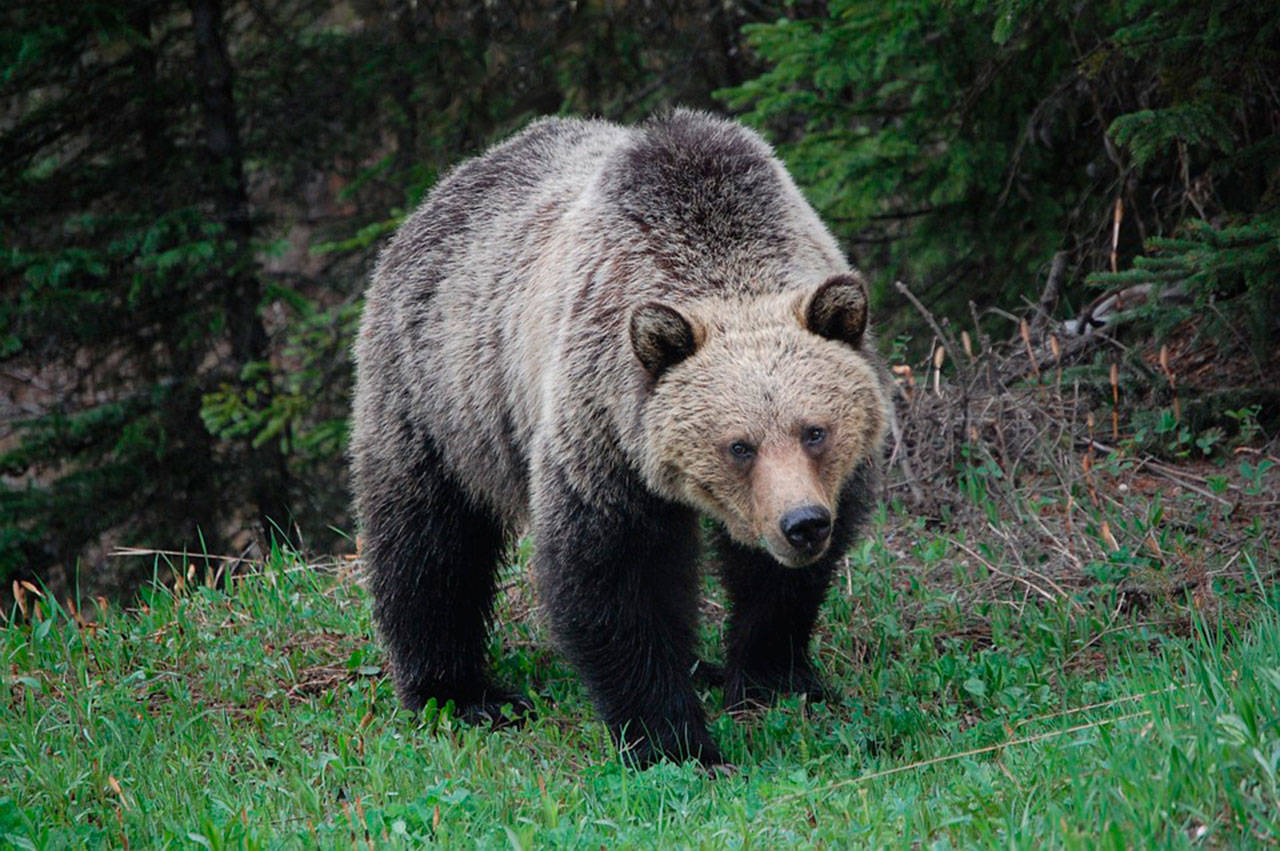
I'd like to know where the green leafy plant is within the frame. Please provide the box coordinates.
[201,296,359,461]
[1239,459,1276,496]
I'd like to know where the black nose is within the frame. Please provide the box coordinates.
[780,506,832,551]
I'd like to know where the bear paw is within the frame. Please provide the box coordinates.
[615,720,725,769]
[455,689,537,729]
[404,681,536,729]
[724,663,835,711]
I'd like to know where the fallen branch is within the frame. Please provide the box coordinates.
[886,400,925,504]
[895,280,971,385]
[1080,439,1235,507]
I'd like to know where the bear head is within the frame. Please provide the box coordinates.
[631,273,890,568]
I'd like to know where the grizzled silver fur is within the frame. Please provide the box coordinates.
[352,110,890,767]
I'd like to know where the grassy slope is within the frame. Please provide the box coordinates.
[3,479,1278,850]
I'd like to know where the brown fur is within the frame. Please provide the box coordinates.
[351,109,891,766]
[638,290,887,565]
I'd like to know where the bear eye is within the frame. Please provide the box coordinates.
[802,426,827,447]
[728,440,756,461]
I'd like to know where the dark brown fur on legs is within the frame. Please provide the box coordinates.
[360,431,531,724]
[534,463,722,767]
[717,463,876,709]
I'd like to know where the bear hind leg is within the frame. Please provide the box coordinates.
[359,444,530,725]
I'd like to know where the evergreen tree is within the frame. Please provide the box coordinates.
[0,1,299,589]
[1,0,791,593]
[722,0,1280,355]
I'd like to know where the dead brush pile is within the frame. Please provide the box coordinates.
[881,286,1280,619]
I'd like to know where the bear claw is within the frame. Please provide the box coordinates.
[705,762,739,779]
[456,691,536,728]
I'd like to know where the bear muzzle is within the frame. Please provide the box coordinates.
[759,503,833,568]
[780,504,832,553]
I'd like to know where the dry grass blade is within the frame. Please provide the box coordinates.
[766,705,1174,810]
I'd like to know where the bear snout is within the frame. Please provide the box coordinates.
[779,504,832,553]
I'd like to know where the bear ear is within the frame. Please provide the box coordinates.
[803,273,868,349]
[630,302,700,379]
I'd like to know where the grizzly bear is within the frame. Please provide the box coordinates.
[351,109,890,768]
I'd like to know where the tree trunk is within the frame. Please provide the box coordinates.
[190,0,294,546]
[131,6,223,556]
[391,0,420,176]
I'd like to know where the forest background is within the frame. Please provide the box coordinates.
[2,0,1277,598]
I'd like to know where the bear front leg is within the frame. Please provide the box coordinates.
[716,533,837,709]
[359,440,529,725]
[716,464,875,709]
[533,466,722,768]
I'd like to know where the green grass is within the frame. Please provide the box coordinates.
[2,487,1278,847]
